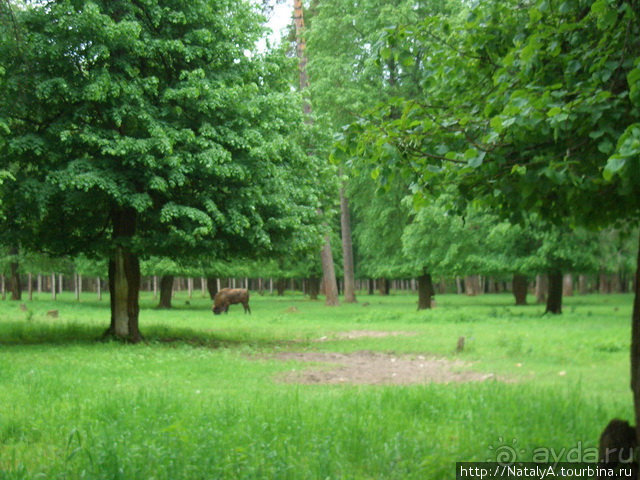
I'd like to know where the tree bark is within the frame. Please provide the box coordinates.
[563,273,574,297]
[308,276,320,300]
[465,275,481,296]
[535,274,547,304]
[320,236,339,306]
[340,185,357,303]
[206,277,218,300]
[377,278,390,295]
[157,275,174,309]
[630,230,640,466]
[417,272,434,310]
[293,0,310,113]
[611,273,622,293]
[545,271,563,314]
[578,274,588,295]
[513,274,528,306]
[105,208,142,343]
[276,278,286,296]
[74,272,82,301]
[8,246,21,301]
[293,0,339,307]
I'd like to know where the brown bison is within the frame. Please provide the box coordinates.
[212,288,251,315]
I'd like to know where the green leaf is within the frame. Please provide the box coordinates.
[603,156,626,180]
[597,139,613,154]
[380,46,392,61]
[547,107,563,117]
[628,65,640,107]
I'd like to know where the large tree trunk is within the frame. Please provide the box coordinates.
[378,278,390,295]
[293,0,338,306]
[578,274,588,295]
[105,208,142,343]
[630,231,640,474]
[8,246,21,301]
[308,276,320,300]
[340,185,357,303]
[563,273,574,296]
[464,275,481,296]
[545,270,563,314]
[417,272,434,310]
[293,0,310,112]
[320,237,339,306]
[206,277,218,300]
[513,274,528,306]
[157,275,174,309]
[535,274,547,304]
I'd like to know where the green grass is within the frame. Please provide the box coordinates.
[0,291,634,479]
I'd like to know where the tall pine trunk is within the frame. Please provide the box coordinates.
[513,274,528,306]
[535,274,548,304]
[293,0,339,307]
[105,208,142,343]
[157,275,174,309]
[545,270,563,314]
[320,237,339,306]
[340,185,356,303]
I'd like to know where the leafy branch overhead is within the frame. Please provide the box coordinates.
[0,0,325,262]
[340,0,640,226]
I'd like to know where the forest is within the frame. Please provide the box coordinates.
[1,0,640,478]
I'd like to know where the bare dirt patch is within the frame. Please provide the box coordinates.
[274,350,497,385]
[314,330,417,342]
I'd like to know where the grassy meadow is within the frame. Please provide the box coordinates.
[0,289,635,479]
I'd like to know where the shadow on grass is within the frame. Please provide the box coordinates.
[0,320,306,350]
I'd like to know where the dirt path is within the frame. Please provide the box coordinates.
[274,350,497,385]
[313,330,417,342]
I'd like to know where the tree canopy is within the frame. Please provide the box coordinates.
[0,0,325,339]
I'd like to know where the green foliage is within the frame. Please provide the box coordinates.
[341,0,640,227]
[0,0,324,265]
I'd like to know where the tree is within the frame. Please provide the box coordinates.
[292,0,340,306]
[486,218,600,310]
[342,0,640,464]
[0,0,323,341]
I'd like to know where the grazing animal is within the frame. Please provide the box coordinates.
[212,288,251,315]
